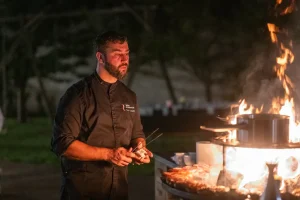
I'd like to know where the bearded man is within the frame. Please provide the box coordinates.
[51,31,152,200]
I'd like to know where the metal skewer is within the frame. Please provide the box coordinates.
[145,133,163,146]
[132,133,163,164]
[132,128,159,152]
[145,128,159,140]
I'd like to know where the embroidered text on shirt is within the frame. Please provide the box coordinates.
[122,104,135,112]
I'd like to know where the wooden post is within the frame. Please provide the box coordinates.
[53,22,58,72]
[159,53,177,104]
[1,26,7,116]
[26,32,54,121]
[16,16,26,123]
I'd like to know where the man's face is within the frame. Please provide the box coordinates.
[103,41,129,80]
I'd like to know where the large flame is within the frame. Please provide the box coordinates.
[170,0,299,195]
[267,19,300,143]
[224,0,300,193]
[230,4,300,143]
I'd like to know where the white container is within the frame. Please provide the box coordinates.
[196,141,223,167]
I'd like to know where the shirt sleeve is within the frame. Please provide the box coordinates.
[51,86,83,157]
[131,95,145,141]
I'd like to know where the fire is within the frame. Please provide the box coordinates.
[275,0,297,15]
[279,98,300,143]
[227,99,263,140]
[266,18,300,143]
[237,99,263,115]
[223,0,300,193]
[265,2,299,142]
[225,147,300,192]
[230,4,300,143]
[166,0,300,196]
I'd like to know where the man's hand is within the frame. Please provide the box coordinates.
[132,142,153,165]
[108,147,136,167]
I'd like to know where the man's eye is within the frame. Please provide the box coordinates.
[114,53,129,58]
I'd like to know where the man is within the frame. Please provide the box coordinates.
[51,31,153,200]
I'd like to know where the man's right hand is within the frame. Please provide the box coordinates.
[108,147,136,167]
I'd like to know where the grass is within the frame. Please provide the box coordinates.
[0,118,203,175]
[0,118,58,164]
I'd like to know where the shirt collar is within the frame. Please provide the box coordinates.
[93,71,119,87]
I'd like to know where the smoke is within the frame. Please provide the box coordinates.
[238,43,300,121]
[288,46,300,120]
[235,0,300,122]
[238,46,284,112]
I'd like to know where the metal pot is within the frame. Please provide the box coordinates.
[200,114,290,145]
[236,114,289,145]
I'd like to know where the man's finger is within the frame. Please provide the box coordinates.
[137,142,143,149]
[112,160,123,166]
[144,148,153,157]
[119,160,129,166]
[122,159,132,165]
[141,157,150,163]
[121,155,132,163]
[118,147,126,153]
[138,155,150,163]
[125,151,137,158]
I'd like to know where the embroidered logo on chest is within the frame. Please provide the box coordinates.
[122,104,135,112]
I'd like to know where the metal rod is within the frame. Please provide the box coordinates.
[132,128,159,152]
[222,145,226,186]
[145,128,159,140]
[145,133,163,146]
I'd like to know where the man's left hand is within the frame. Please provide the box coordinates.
[132,142,153,165]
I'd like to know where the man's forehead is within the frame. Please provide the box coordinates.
[106,41,129,51]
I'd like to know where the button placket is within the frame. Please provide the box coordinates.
[109,86,119,148]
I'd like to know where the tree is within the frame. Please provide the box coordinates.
[0,1,158,121]
[165,0,275,102]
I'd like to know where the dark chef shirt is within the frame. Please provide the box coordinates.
[51,71,145,200]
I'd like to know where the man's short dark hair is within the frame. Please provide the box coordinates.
[95,31,128,53]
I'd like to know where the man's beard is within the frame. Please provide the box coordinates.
[104,61,128,80]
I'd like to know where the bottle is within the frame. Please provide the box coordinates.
[260,163,282,200]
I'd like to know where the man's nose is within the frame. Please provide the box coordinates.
[121,54,129,62]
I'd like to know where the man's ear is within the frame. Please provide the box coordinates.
[96,52,105,64]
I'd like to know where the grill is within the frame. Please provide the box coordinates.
[155,114,300,200]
